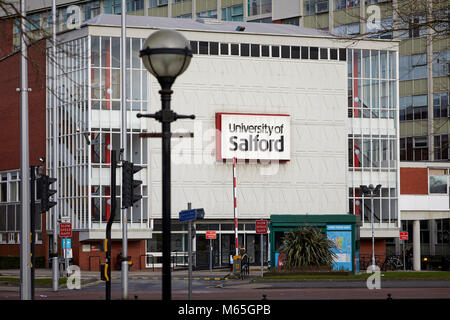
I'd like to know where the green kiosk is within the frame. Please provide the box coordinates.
[270,214,361,273]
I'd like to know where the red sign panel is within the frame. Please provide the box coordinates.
[256,220,268,234]
[400,232,408,240]
[206,231,216,239]
[59,223,72,237]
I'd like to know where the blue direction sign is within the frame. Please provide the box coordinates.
[179,208,205,222]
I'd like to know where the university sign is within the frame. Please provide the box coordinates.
[215,113,291,161]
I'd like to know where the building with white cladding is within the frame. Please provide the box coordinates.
[0,14,401,271]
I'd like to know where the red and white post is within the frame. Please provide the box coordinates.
[233,157,238,256]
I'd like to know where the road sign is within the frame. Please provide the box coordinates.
[179,208,205,222]
[255,220,268,234]
[59,223,72,237]
[62,238,71,249]
[400,232,408,240]
[206,231,216,239]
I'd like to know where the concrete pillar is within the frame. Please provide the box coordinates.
[413,220,421,271]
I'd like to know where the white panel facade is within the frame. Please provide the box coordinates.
[147,55,348,219]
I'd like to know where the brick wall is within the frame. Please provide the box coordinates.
[0,18,13,58]
[72,231,148,271]
[0,39,47,172]
[360,239,387,264]
[400,168,428,195]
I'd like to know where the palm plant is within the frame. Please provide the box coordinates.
[279,226,337,269]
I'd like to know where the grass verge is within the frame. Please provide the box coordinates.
[0,277,68,286]
[252,271,450,282]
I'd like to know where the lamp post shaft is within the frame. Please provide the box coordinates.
[371,194,375,272]
[161,89,173,301]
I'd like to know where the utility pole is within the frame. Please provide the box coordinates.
[19,0,31,300]
[187,202,192,301]
[51,0,59,292]
[120,0,129,300]
[426,0,434,161]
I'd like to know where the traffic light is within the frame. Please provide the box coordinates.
[37,175,57,212]
[122,161,143,208]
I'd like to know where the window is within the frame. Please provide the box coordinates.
[334,0,360,10]
[282,17,300,26]
[190,41,198,54]
[271,46,280,58]
[310,47,318,60]
[414,137,428,149]
[209,42,219,55]
[411,54,427,79]
[231,44,239,56]
[248,0,272,16]
[251,44,260,57]
[8,232,15,244]
[305,0,329,15]
[222,5,243,21]
[430,175,447,194]
[291,46,300,59]
[412,95,428,120]
[26,13,41,32]
[105,0,121,13]
[433,92,449,119]
[433,50,450,78]
[320,48,328,60]
[301,47,309,59]
[240,44,249,57]
[330,48,338,60]
[334,23,360,36]
[261,45,269,57]
[197,9,217,19]
[199,41,208,55]
[339,48,346,61]
[281,46,290,58]
[400,137,429,161]
[83,1,100,21]
[434,134,449,160]
[220,43,229,55]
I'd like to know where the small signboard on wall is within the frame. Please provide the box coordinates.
[326,225,353,272]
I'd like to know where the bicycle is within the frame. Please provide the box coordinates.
[381,255,404,271]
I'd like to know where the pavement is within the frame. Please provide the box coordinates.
[0,267,256,291]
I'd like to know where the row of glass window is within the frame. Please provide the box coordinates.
[90,132,148,165]
[400,135,450,162]
[348,49,397,80]
[347,79,397,118]
[0,204,42,232]
[401,220,450,246]
[348,187,398,223]
[348,136,397,169]
[190,40,347,61]
[91,185,149,224]
[399,92,449,121]
[399,51,450,81]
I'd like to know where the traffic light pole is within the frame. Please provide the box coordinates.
[30,166,36,300]
[105,150,117,300]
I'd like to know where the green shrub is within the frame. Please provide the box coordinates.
[0,256,46,269]
[279,226,337,269]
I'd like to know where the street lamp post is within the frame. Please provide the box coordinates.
[138,29,193,301]
[360,184,382,272]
